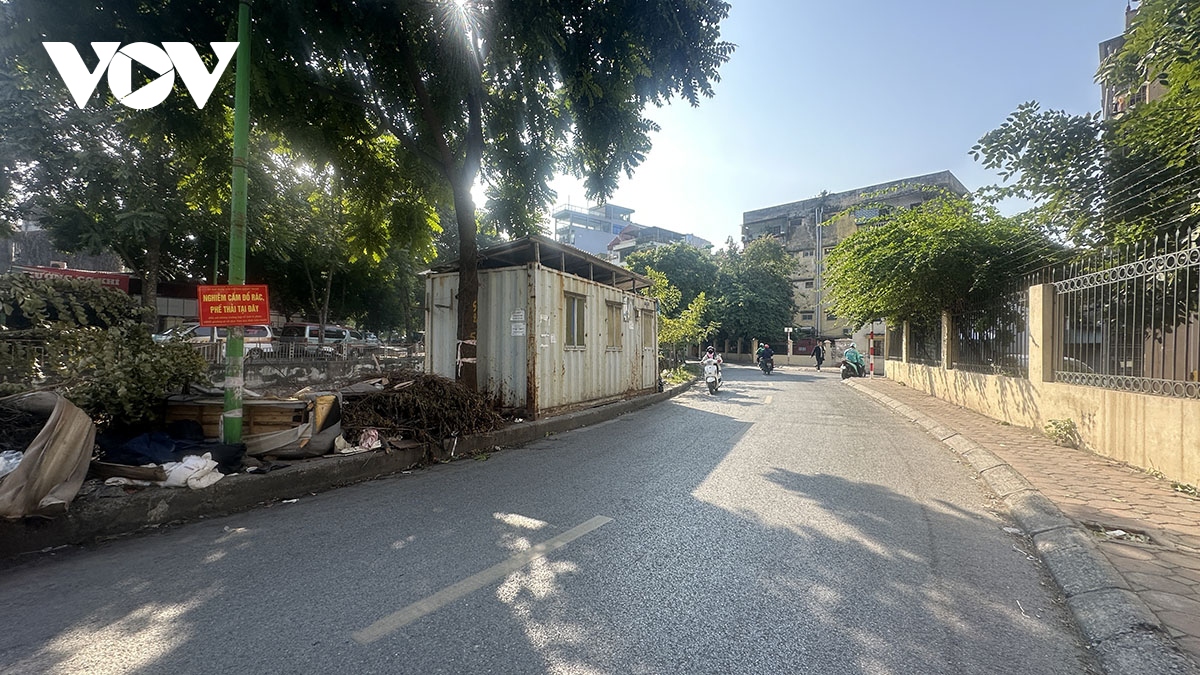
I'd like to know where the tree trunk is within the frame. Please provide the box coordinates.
[452,179,479,390]
[142,233,162,329]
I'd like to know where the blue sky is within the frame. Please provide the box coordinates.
[548,0,1129,248]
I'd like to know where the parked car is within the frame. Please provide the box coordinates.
[152,323,275,358]
[994,353,1096,375]
[278,323,350,344]
[277,322,352,357]
[348,330,382,349]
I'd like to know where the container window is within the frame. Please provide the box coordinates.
[606,302,623,349]
[565,294,585,348]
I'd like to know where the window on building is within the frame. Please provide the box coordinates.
[802,279,814,289]
[565,294,585,348]
[606,302,623,350]
[826,312,838,321]
[800,312,814,321]
[800,249,815,257]
[641,310,655,348]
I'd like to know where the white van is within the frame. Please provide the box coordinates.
[278,323,350,344]
[153,323,275,358]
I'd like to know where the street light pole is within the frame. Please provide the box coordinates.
[223,0,251,444]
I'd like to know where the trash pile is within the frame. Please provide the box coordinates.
[0,371,510,519]
[93,420,246,490]
[0,402,45,481]
[341,370,504,447]
[0,392,94,518]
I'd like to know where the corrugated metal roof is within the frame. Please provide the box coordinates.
[427,234,650,292]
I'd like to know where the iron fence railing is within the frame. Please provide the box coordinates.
[886,324,904,360]
[1,339,427,390]
[906,321,942,366]
[1052,226,1200,399]
[190,342,424,365]
[951,288,1029,378]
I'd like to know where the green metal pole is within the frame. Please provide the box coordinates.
[223,0,251,444]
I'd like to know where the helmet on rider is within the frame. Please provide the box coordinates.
[705,346,715,354]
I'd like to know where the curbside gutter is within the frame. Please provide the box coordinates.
[846,379,1199,675]
[0,380,696,562]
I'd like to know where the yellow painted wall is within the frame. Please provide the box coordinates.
[886,350,1200,487]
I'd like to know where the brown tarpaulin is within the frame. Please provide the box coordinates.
[0,392,95,519]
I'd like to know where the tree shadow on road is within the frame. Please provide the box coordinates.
[0,398,1097,675]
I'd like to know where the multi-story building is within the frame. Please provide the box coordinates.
[741,170,968,344]
[551,202,637,257]
[550,202,711,261]
[1100,2,1164,119]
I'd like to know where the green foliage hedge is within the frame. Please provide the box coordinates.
[1,274,207,430]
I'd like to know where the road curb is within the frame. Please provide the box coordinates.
[0,380,696,561]
[845,379,1199,675]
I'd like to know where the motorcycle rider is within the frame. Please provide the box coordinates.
[759,343,774,371]
[843,343,866,377]
[702,346,723,373]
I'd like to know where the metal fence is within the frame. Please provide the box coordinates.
[951,288,1029,378]
[906,320,942,366]
[886,324,904,360]
[190,342,423,365]
[1052,226,1200,399]
[1,339,427,391]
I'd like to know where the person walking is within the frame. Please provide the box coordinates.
[811,343,825,371]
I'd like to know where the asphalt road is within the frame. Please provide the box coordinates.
[1,364,1100,674]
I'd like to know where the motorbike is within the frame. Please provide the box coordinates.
[703,360,722,394]
[759,356,774,375]
[840,358,865,380]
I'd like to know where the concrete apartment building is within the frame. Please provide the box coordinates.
[551,202,712,262]
[1099,1,1164,119]
[741,170,968,346]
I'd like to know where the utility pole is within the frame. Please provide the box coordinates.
[223,0,251,444]
[814,205,823,338]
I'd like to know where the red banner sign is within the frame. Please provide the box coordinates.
[197,284,270,326]
[12,265,131,292]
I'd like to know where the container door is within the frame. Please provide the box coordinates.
[640,309,657,389]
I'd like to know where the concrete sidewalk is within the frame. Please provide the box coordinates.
[847,376,1200,675]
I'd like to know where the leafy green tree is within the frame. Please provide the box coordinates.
[711,237,796,348]
[1,1,733,387]
[973,2,1200,248]
[641,268,718,366]
[0,2,441,326]
[624,242,718,315]
[970,102,1107,243]
[822,194,1062,327]
[256,0,732,385]
[971,101,1199,247]
[0,274,207,429]
[1100,0,1200,160]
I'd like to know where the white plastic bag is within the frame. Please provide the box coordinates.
[0,451,22,480]
[160,453,224,490]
